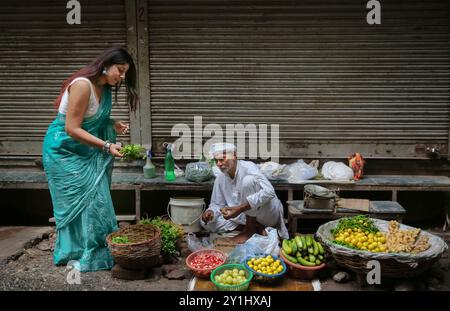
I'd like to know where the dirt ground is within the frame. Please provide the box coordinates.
[0,228,449,291]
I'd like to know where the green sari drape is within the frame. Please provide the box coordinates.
[43,85,118,272]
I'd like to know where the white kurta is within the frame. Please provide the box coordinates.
[200,160,289,239]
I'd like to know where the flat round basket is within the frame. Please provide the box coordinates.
[316,218,448,278]
[107,224,162,270]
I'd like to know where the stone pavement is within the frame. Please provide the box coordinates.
[0,226,54,266]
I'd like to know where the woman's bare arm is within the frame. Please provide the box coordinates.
[64,80,122,157]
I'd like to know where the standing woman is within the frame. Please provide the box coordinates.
[43,46,138,272]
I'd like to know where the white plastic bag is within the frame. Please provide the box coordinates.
[245,227,281,257]
[259,161,289,180]
[226,227,280,264]
[186,233,214,252]
[287,159,318,182]
[321,161,353,180]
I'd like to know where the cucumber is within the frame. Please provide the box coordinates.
[315,259,321,265]
[309,254,316,263]
[312,240,319,256]
[318,254,324,261]
[317,241,325,255]
[294,236,304,249]
[300,236,307,250]
[282,239,292,255]
[308,247,314,254]
[306,235,312,247]
[290,239,297,254]
[282,249,298,264]
[296,256,317,267]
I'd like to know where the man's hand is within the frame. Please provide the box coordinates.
[202,210,214,223]
[221,202,251,220]
[220,207,242,220]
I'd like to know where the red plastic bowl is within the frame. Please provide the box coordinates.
[185,249,227,279]
[280,252,326,280]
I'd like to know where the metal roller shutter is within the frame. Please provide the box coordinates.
[148,0,450,159]
[0,0,130,156]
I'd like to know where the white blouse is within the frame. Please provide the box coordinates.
[58,77,100,117]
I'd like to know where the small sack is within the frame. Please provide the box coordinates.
[185,162,213,182]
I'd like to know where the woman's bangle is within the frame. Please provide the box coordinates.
[103,140,112,154]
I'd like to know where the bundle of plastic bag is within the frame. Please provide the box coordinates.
[287,159,318,183]
[185,161,213,182]
[321,161,354,180]
[259,161,289,180]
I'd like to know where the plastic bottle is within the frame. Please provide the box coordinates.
[143,149,156,179]
[164,143,176,181]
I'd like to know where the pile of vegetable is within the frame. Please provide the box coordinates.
[331,215,430,254]
[119,144,146,161]
[331,215,387,252]
[246,255,284,275]
[189,253,224,270]
[282,235,325,266]
[140,216,184,255]
[214,268,248,286]
[111,236,130,244]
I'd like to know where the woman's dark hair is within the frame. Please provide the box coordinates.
[54,46,138,111]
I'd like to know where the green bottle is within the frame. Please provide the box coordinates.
[143,150,156,179]
[165,144,176,181]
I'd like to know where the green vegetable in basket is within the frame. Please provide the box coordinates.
[331,215,379,236]
[111,236,130,244]
[139,216,183,255]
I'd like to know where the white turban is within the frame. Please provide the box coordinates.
[209,142,237,159]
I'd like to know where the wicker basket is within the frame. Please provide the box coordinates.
[185,249,227,278]
[316,218,448,278]
[106,224,161,270]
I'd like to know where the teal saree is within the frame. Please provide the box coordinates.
[43,85,118,272]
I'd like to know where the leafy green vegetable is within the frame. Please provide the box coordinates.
[111,236,130,244]
[119,144,146,161]
[331,215,379,236]
[140,216,184,255]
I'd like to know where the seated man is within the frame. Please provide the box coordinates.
[202,142,288,243]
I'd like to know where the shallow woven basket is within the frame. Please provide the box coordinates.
[107,224,161,270]
[316,218,448,278]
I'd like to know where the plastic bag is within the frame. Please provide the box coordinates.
[186,233,214,252]
[226,242,264,264]
[321,161,354,180]
[245,227,280,257]
[185,161,213,182]
[225,227,280,263]
[259,161,289,180]
[287,159,318,182]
